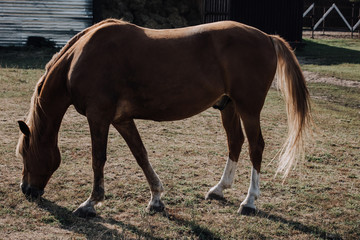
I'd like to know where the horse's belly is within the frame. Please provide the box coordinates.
[114,90,223,122]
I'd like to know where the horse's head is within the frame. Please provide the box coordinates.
[16,120,61,199]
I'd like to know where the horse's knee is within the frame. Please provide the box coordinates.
[258,133,265,151]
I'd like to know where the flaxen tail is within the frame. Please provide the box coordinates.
[271,35,312,178]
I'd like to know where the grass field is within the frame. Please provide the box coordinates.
[0,41,359,239]
[297,38,360,82]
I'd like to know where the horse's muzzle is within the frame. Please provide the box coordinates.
[21,181,44,199]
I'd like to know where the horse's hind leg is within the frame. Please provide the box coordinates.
[112,120,165,212]
[206,102,244,199]
[237,112,264,215]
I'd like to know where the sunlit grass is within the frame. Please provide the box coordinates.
[302,63,360,82]
[297,38,360,81]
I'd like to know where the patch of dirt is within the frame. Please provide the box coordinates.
[303,30,360,39]
[303,71,360,88]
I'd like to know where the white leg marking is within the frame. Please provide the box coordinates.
[145,164,164,195]
[149,175,164,208]
[79,198,96,209]
[73,197,97,217]
[144,165,165,211]
[148,189,163,209]
[240,167,260,210]
[206,158,237,199]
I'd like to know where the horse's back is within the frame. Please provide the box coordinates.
[66,20,277,121]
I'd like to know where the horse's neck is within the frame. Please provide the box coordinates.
[33,103,64,142]
[32,77,71,143]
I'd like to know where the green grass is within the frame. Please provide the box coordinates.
[0,45,359,239]
[297,38,360,81]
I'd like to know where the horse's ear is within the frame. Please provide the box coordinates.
[18,121,30,137]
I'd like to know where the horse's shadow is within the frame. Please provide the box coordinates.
[255,210,343,240]
[207,195,343,239]
[37,198,342,240]
[37,198,162,240]
[36,198,221,239]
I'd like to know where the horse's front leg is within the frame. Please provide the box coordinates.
[73,116,110,218]
[113,120,165,212]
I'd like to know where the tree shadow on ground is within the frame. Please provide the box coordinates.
[255,210,343,240]
[296,39,360,65]
[0,46,57,69]
[37,198,160,240]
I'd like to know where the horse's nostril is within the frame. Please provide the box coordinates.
[20,182,28,195]
[21,182,44,199]
[26,187,32,197]
[29,187,44,199]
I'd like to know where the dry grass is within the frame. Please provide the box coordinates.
[0,48,359,239]
[297,38,360,82]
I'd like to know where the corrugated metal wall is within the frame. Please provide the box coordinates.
[0,0,93,47]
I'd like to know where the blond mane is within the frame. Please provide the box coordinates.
[16,19,123,158]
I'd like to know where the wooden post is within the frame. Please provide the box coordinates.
[322,6,325,35]
[351,3,354,38]
[311,3,315,39]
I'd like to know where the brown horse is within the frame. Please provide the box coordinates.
[16,19,311,217]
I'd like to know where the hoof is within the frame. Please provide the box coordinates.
[147,200,165,213]
[238,205,256,216]
[205,192,225,201]
[73,206,97,218]
[205,185,224,200]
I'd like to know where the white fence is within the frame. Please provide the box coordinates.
[303,3,360,37]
